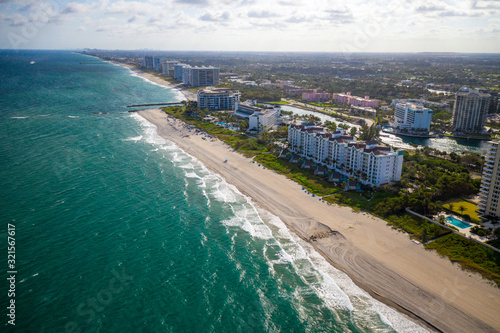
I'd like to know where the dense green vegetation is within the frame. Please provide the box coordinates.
[163,106,270,157]
[373,150,481,217]
[470,226,492,237]
[218,81,283,101]
[385,214,451,242]
[425,233,500,286]
[253,154,338,196]
[358,124,380,141]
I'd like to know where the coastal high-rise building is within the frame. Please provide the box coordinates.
[197,88,240,110]
[394,102,433,132]
[248,109,281,132]
[452,89,490,133]
[174,63,188,81]
[235,101,281,133]
[161,61,178,76]
[478,140,500,219]
[153,56,165,72]
[288,125,404,187]
[142,56,154,70]
[182,67,220,87]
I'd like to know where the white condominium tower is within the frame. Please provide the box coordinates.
[197,88,240,110]
[478,140,500,219]
[452,89,490,133]
[288,125,404,187]
[394,102,433,132]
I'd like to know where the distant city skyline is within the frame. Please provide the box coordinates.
[1,0,500,53]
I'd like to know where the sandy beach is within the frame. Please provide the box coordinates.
[107,61,500,331]
[136,107,500,332]
[110,61,197,101]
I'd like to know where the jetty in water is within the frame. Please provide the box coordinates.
[127,102,184,110]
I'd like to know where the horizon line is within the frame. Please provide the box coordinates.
[2,48,500,55]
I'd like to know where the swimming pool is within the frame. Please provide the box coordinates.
[446,216,472,229]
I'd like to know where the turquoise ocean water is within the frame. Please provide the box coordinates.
[0,50,426,332]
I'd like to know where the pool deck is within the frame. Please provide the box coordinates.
[436,213,491,243]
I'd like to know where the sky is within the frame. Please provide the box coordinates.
[1,0,500,52]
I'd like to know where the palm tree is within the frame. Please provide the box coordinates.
[340,181,347,190]
[448,203,454,211]
[458,205,466,215]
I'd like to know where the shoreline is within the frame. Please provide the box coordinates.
[137,107,500,333]
[106,59,197,102]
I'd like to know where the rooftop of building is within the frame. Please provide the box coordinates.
[456,89,491,97]
[396,102,432,111]
[290,124,397,155]
[198,88,240,95]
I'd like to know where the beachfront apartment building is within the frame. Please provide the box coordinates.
[452,89,491,133]
[141,55,168,72]
[248,109,281,132]
[478,140,500,219]
[394,102,433,132]
[181,66,220,87]
[197,88,240,110]
[332,92,379,108]
[162,61,178,76]
[302,90,330,102]
[153,56,166,72]
[174,64,187,81]
[288,125,403,187]
[235,101,282,132]
[142,56,154,70]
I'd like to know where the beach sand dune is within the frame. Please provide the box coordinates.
[138,108,500,333]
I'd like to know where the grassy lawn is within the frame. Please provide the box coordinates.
[425,233,500,286]
[443,200,481,223]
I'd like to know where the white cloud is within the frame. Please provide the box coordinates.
[247,9,280,18]
[105,0,158,16]
[199,10,230,22]
[0,0,499,51]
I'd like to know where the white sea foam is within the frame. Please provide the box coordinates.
[184,172,201,179]
[130,111,428,333]
[126,68,186,101]
[179,163,194,169]
[123,135,143,142]
[10,116,28,119]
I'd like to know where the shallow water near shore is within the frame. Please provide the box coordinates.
[0,50,426,332]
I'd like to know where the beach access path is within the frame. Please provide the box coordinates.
[138,108,500,333]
